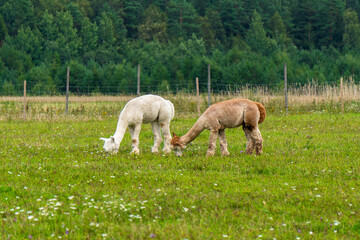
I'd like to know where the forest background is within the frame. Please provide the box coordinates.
[1,0,360,95]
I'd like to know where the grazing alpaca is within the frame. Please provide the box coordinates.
[171,99,266,157]
[100,95,175,155]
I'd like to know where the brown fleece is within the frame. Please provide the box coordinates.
[171,133,182,146]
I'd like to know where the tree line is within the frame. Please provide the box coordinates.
[0,0,360,95]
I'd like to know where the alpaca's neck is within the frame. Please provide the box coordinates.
[113,117,128,144]
[181,118,206,145]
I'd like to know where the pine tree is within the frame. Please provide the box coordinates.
[80,17,98,55]
[245,11,275,55]
[346,0,360,16]
[269,11,292,49]
[153,0,167,11]
[198,16,215,50]
[13,26,43,63]
[39,10,58,62]
[291,0,316,49]
[190,0,212,16]
[67,2,84,30]
[97,12,116,49]
[0,15,7,46]
[218,0,245,37]
[55,11,81,63]
[0,0,35,36]
[123,0,141,38]
[101,3,127,46]
[138,4,167,42]
[167,0,199,40]
[314,0,345,48]
[343,8,360,50]
[39,10,56,42]
[205,8,226,43]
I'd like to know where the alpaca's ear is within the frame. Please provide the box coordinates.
[172,132,178,138]
[100,137,108,142]
[110,136,115,142]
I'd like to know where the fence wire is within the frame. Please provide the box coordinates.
[1,80,359,120]
[0,80,348,97]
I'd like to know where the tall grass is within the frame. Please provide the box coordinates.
[0,82,359,120]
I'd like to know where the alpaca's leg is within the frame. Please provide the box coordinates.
[218,129,230,156]
[252,127,263,155]
[160,122,172,154]
[243,127,255,155]
[129,124,141,154]
[151,122,162,153]
[207,130,219,156]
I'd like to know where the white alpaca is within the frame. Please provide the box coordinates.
[100,95,175,155]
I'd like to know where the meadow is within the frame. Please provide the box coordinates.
[1,93,360,239]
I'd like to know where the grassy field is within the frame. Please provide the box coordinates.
[1,107,360,239]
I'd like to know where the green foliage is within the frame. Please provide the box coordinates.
[205,7,225,44]
[101,3,127,47]
[80,17,98,57]
[343,8,360,50]
[336,54,360,77]
[138,4,167,42]
[0,37,33,74]
[24,64,57,95]
[55,11,80,63]
[0,0,35,35]
[1,0,360,95]
[0,14,7,43]
[1,80,16,94]
[313,0,345,48]
[97,11,116,49]
[12,26,42,63]
[246,11,276,56]
[219,0,245,37]
[123,0,141,38]
[167,0,199,40]
[269,12,293,50]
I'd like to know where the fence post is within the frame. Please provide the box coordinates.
[66,66,70,115]
[208,64,211,107]
[284,63,288,113]
[340,77,344,114]
[137,64,140,97]
[196,77,200,116]
[23,80,26,120]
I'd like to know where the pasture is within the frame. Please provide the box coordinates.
[1,97,360,239]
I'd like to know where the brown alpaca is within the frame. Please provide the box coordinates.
[171,99,266,157]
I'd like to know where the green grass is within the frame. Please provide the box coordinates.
[1,112,360,239]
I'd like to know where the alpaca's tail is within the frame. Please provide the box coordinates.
[255,102,266,124]
[167,100,175,120]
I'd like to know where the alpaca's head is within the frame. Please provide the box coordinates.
[170,132,186,157]
[100,136,119,154]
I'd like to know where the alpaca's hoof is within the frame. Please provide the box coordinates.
[246,148,254,155]
[221,151,230,156]
[151,147,159,153]
[206,151,215,157]
[162,148,171,154]
[130,149,140,155]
